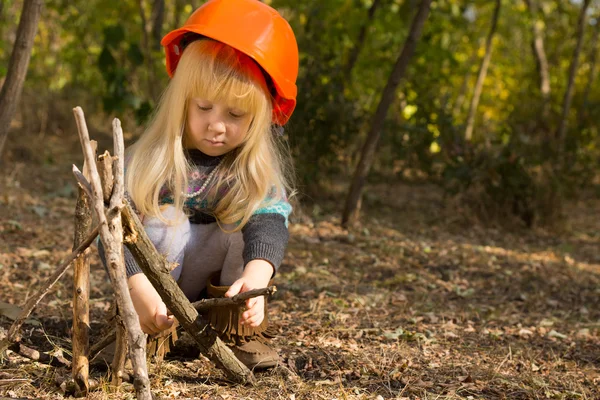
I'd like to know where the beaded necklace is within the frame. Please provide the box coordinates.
[182,159,223,199]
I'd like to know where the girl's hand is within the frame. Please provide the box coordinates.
[128,273,174,335]
[224,260,274,327]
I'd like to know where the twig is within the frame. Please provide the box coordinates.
[73,107,152,400]
[192,286,277,311]
[89,331,117,360]
[0,378,31,384]
[0,224,100,356]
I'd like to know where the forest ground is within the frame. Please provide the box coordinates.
[0,126,599,400]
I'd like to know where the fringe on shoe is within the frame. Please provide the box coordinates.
[146,320,180,361]
[206,273,277,346]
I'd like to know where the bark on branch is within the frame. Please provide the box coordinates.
[121,203,256,385]
[72,142,95,396]
[8,342,72,369]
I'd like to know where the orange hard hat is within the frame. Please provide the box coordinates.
[161,0,299,125]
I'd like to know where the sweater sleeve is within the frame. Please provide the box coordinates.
[241,198,292,272]
[97,239,143,277]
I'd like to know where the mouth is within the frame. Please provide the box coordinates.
[205,139,225,146]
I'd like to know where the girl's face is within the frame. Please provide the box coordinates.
[185,97,253,156]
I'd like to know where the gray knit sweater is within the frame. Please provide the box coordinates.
[100,149,291,277]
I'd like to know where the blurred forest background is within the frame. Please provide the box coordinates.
[2,1,600,398]
[1,0,600,227]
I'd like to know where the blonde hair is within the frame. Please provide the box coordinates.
[126,39,293,230]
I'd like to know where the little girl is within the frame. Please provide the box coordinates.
[105,0,299,369]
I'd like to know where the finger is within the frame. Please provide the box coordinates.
[140,323,153,335]
[246,297,257,309]
[244,312,264,327]
[242,307,258,321]
[155,303,174,332]
[155,313,174,331]
[225,280,244,298]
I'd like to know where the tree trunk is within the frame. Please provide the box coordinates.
[464,0,501,141]
[578,17,600,124]
[138,0,158,101]
[172,0,184,31]
[451,52,478,118]
[0,0,43,161]
[343,0,383,82]
[342,0,433,227]
[524,0,551,117]
[151,0,165,51]
[556,0,591,165]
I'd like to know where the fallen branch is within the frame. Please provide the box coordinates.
[0,224,100,356]
[121,203,256,385]
[8,342,71,368]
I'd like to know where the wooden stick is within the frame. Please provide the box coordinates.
[191,287,277,311]
[8,342,71,368]
[73,107,152,400]
[96,146,128,388]
[71,142,95,396]
[89,286,277,357]
[89,330,117,360]
[0,224,101,356]
[121,203,256,385]
[59,377,104,395]
[111,315,127,387]
[97,151,114,203]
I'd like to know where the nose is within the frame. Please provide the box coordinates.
[208,119,226,135]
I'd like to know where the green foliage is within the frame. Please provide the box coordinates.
[97,24,149,117]
[2,0,599,225]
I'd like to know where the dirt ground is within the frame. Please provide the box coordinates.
[0,127,599,399]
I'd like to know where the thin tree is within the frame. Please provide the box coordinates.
[463,0,501,141]
[556,0,591,165]
[172,0,184,31]
[343,0,383,82]
[138,0,159,101]
[524,0,551,117]
[342,0,433,227]
[0,0,43,162]
[578,16,600,124]
[451,52,478,118]
[151,0,165,51]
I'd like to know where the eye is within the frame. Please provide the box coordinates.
[229,110,246,119]
[197,104,212,111]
